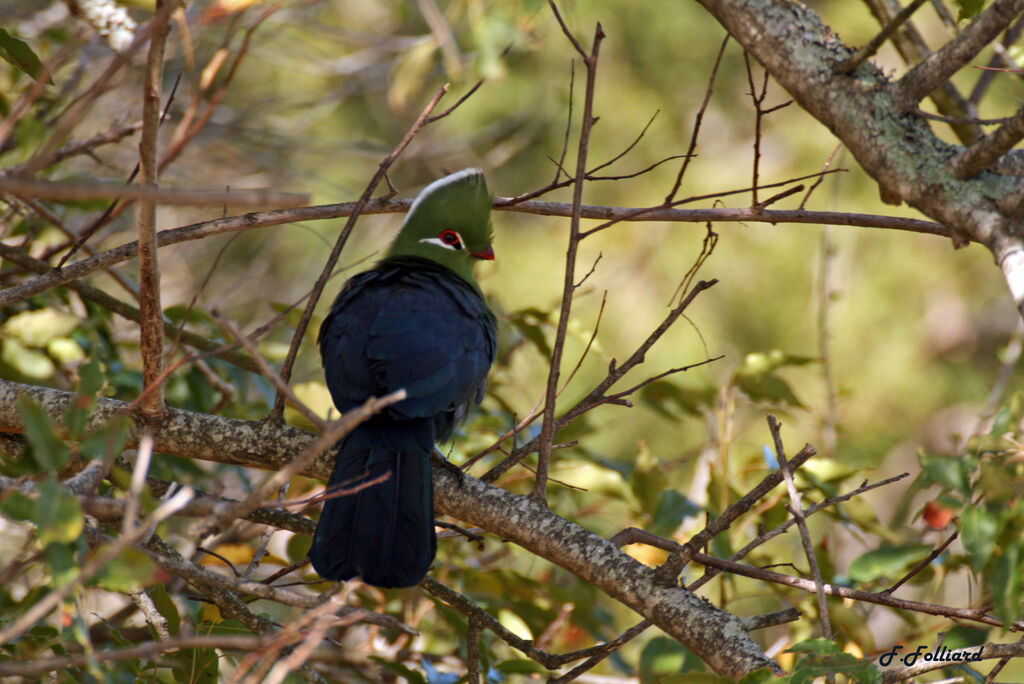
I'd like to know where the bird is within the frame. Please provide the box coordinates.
[310,168,497,588]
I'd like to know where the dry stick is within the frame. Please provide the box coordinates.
[950,104,1024,179]
[270,84,452,422]
[483,280,719,483]
[19,197,140,300]
[0,634,286,677]
[547,620,652,683]
[835,0,930,74]
[767,415,833,640]
[666,33,729,203]
[0,177,307,208]
[895,0,1024,111]
[882,530,959,596]
[970,14,1024,105]
[466,618,483,684]
[21,0,184,176]
[691,550,1023,631]
[421,577,644,671]
[0,197,951,313]
[54,76,181,268]
[192,388,405,541]
[533,4,604,503]
[140,2,182,422]
[216,315,327,431]
[4,121,143,178]
[160,8,277,177]
[744,53,769,206]
[140,534,329,684]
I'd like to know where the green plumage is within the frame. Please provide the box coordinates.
[311,168,498,587]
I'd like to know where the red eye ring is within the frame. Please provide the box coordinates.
[438,229,462,247]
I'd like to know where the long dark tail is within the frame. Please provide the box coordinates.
[309,420,436,588]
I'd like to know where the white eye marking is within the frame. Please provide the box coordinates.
[419,237,457,250]
[419,229,465,251]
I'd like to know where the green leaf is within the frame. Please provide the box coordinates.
[650,490,701,537]
[786,638,842,655]
[77,359,106,397]
[640,380,715,419]
[91,547,158,592]
[961,506,1000,572]
[148,583,181,636]
[917,450,970,496]
[43,542,76,588]
[0,489,36,522]
[3,339,56,380]
[508,307,553,358]
[0,28,48,81]
[955,0,987,21]
[848,544,933,583]
[3,309,80,348]
[735,371,805,408]
[18,395,70,471]
[370,657,428,684]
[175,647,219,684]
[640,637,702,677]
[36,480,83,547]
[992,540,1023,626]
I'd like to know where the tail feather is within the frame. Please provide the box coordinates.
[310,421,436,588]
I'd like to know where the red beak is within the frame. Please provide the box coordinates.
[470,244,495,261]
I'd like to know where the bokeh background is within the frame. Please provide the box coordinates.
[3,0,1023,680]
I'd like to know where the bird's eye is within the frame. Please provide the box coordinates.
[439,230,462,248]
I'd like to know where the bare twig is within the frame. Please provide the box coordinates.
[666,33,729,202]
[767,415,832,639]
[192,389,406,540]
[0,198,951,312]
[0,177,308,207]
[834,0,929,74]
[532,6,605,503]
[137,0,172,422]
[216,315,327,430]
[271,84,455,420]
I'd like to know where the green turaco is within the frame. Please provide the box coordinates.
[311,168,497,588]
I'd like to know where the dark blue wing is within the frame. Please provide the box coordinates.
[318,257,497,440]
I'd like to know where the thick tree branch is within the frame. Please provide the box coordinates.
[693,0,1024,316]
[136,0,172,421]
[950,105,1024,179]
[0,377,777,679]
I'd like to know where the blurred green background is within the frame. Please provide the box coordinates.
[3,0,1023,679]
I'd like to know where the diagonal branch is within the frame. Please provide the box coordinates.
[270,84,453,421]
[950,104,1024,178]
[0,376,776,679]
[895,0,1024,111]
[532,6,605,502]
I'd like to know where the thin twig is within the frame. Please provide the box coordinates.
[191,389,405,541]
[768,415,833,640]
[834,0,930,74]
[532,8,605,503]
[271,83,456,421]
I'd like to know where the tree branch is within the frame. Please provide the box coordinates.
[895,0,1024,111]
[136,0,172,422]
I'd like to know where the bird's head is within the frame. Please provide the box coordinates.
[386,168,495,285]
